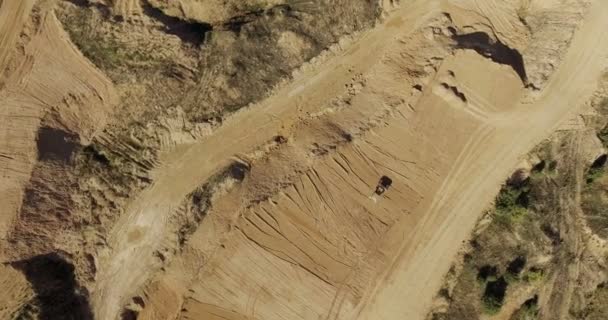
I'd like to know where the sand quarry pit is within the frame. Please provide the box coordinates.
[1,0,608,319]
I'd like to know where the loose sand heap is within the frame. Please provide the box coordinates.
[1,0,607,319]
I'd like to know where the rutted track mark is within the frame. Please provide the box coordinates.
[355,1,608,318]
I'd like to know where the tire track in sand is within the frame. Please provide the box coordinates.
[0,0,34,75]
[90,1,441,319]
[354,1,608,318]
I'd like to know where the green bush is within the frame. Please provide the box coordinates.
[523,269,544,283]
[482,295,503,315]
[496,187,519,209]
[494,184,530,227]
[513,296,539,320]
[586,166,605,184]
[482,277,508,315]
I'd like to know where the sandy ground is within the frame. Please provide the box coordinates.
[0,0,116,240]
[167,49,523,320]
[355,1,608,318]
[0,0,34,74]
[91,1,442,318]
[0,0,606,319]
[0,264,32,316]
[0,2,117,315]
[0,0,36,240]
[89,0,608,319]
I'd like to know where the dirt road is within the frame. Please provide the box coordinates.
[354,0,608,318]
[91,1,440,318]
[91,0,608,319]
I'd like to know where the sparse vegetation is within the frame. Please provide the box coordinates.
[482,296,503,315]
[581,172,608,238]
[5,0,605,319]
[482,277,508,315]
[582,154,608,238]
[241,1,270,13]
[60,8,123,71]
[477,265,499,284]
[585,154,607,184]
[57,4,176,81]
[505,256,526,283]
[530,141,559,179]
[582,284,608,320]
[595,97,608,148]
[429,132,605,320]
[494,182,530,227]
[579,99,608,238]
[522,267,544,283]
[595,97,608,126]
[585,166,605,184]
[511,295,539,320]
[529,160,558,180]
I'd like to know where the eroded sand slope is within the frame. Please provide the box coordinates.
[103,1,607,319]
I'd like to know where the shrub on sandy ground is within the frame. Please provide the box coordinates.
[581,179,608,238]
[60,8,123,71]
[581,283,608,320]
[482,277,508,315]
[522,267,544,283]
[581,155,608,238]
[494,182,530,227]
[510,295,539,320]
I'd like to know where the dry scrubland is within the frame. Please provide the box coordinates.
[429,93,608,320]
[1,0,608,320]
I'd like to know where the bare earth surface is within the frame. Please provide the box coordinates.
[98,0,607,319]
[1,0,608,319]
[90,1,441,318]
[0,0,116,238]
[357,2,608,319]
